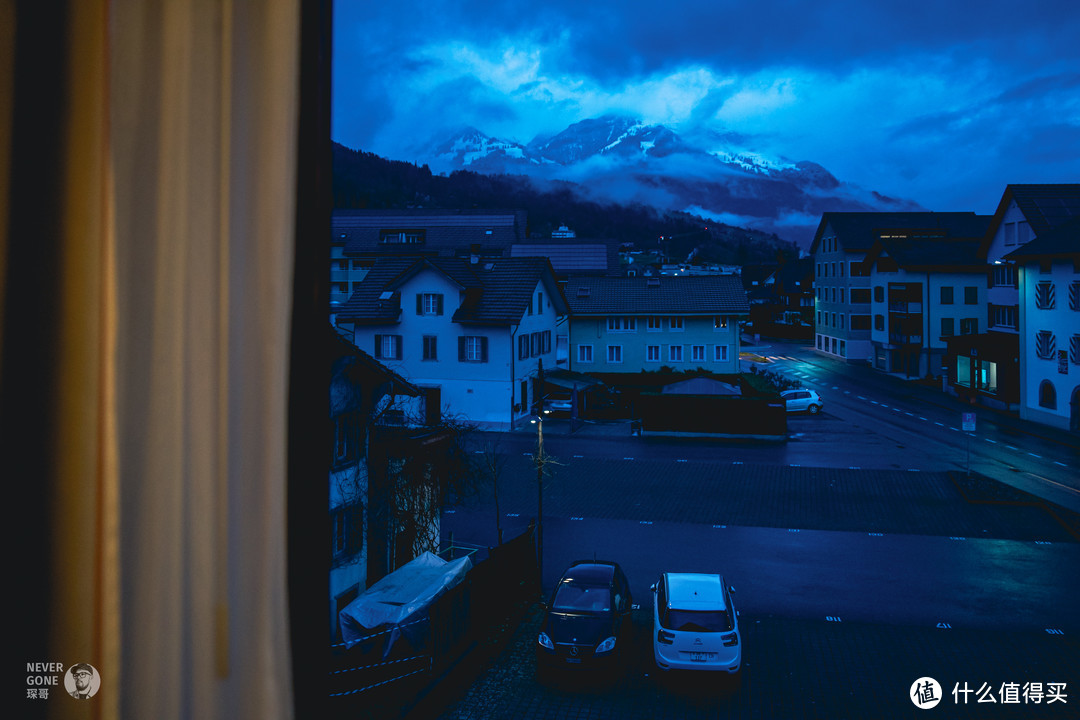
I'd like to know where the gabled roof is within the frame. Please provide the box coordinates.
[810,212,987,254]
[990,184,1080,236]
[510,241,618,275]
[565,275,749,316]
[333,208,529,257]
[1003,216,1080,262]
[336,256,568,326]
[862,236,985,273]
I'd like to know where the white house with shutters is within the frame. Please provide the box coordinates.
[335,256,568,429]
[1004,218,1080,432]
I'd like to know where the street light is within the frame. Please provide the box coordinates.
[530,409,550,591]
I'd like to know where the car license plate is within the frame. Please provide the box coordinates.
[690,652,708,662]
[564,657,582,664]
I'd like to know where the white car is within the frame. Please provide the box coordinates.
[652,573,741,676]
[781,389,822,414]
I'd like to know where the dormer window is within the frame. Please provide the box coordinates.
[379,229,425,245]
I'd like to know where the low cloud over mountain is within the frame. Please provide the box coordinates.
[427,115,922,247]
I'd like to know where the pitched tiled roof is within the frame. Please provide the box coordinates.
[1003,216,1080,260]
[810,212,988,254]
[510,242,616,275]
[867,237,984,271]
[336,256,567,326]
[564,275,749,315]
[996,184,1080,236]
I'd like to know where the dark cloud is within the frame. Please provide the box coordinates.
[332,0,1080,212]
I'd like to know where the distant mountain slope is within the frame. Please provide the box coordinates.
[422,115,922,246]
[331,144,800,266]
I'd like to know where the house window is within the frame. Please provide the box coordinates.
[607,316,637,332]
[940,286,954,305]
[851,288,870,304]
[941,318,955,337]
[459,336,488,363]
[422,335,438,361]
[374,334,402,360]
[543,330,551,353]
[851,315,871,330]
[1038,380,1056,409]
[964,286,978,305]
[417,292,444,316]
[839,314,845,330]
[714,345,729,362]
[668,317,684,331]
[874,315,885,331]
[993,264,1017,288]
[713,316,728,329]
[647,345,660,362]
[332,412,361,467]
[669,345,683,362]
[1070,335,1080,365]
[518,334,530,360]
[692,345,705,362]
[330,503,363,560]
[960,318,978,335]
[1035,281,1056,309]
[647,316,663,331]
[537,291,544,314]
[607,345,623,364]
[578,344,594,363]
[1070,282,1080,311]
[874,286,884,303]
[1035,330,1056,360]
[839,288,845,304]
[990,304,1018,329]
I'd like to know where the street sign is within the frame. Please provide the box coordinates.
[962,412,976,432]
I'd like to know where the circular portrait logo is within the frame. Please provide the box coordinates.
[910,676,942,709]
[65,663,100,700]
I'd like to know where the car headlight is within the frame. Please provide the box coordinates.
[537,632,554,651]
[595,636,616,654]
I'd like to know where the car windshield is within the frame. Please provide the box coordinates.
[663,608,732,633]
[551,582,610,612]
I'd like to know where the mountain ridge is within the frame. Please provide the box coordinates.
[423,115,922,246]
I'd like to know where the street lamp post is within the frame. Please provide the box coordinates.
[531,410,546,591]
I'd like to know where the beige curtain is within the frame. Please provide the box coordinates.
[4,1,301,718]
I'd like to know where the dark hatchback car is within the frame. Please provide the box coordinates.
[536,560,634,682]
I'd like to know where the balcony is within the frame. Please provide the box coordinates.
[889,333,923,346]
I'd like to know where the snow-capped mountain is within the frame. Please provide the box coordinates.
[427,115,919,245]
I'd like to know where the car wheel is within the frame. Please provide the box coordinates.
[808,404,821,414]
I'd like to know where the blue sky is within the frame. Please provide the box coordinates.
[332,0,1080,215]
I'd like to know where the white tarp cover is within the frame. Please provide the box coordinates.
[339,551,473,652]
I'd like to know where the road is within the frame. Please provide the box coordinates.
[749,341,1080,512]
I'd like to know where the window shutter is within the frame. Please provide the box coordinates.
[394,335,402,359]
[458,336,466,361]
[374,334,383,359]
[436,294,444,316]
[416,294,423,315]
[480,336,488,363]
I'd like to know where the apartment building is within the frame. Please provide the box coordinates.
[811,212,989,363]
[564,275,749,375]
